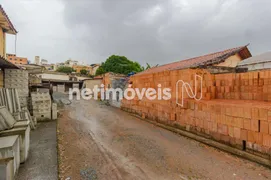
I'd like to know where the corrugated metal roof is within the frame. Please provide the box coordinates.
[136,45,250,76]
[238,51,271,66]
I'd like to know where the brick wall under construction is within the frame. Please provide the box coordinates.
[121,69,271,158]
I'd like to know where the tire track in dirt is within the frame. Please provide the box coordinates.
[74,104,152,180]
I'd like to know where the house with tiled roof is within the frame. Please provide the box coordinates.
[0,5,19,88]
[137,45,252,76]
[0,5,17,58]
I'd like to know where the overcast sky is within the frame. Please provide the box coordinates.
[2,0,271,66]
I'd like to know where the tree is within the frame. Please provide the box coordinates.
[95,66,106,76]
[56,66,75,73]
[80,69,88,75]
[95,55,143,76]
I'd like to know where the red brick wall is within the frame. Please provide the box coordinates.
[122,69,271,156]
[215,71,271,101]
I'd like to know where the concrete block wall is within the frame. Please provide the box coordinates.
[72,83,79,88]
[4,69,29,108]
[31,92,51,121]
[57,85,65,93]
[122,69,271,158]
[108,78,127,108]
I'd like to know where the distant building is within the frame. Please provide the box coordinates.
[53,63,65,71]
[35,56,40,65]
[237,51,271,71]
[65,58,79,67]
[72,65,92,74]
[72,64,100,75]
[6,53,28,65]
[41,59,48,65]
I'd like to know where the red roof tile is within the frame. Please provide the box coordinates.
[136,45,251,76]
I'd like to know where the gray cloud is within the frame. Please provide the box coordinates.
[60,0,271,66]
[3,0,271,66]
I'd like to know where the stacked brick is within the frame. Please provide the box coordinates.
[4,69,29,107]
[123,69,216,123]
[30,92,51,121]
[215,70,271,101]
[175,100,271,154]
[122,68,271,156]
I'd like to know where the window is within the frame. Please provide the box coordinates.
[20,59,22,61]
[9,58,12,60]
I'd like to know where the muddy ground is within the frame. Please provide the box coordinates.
[58,98,271,180]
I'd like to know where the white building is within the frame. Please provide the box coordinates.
[41,59,48,65]
[237,51,271,71]
[35,56,40,65]
[65,59,79,67]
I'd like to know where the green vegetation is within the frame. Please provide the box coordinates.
[56,66,75,73]
[140,63,159,71]
[95,55,143,76]
[80,69,88,75]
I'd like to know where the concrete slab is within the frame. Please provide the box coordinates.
[16,121,57,180]
[12,112,22,121]
[0,135,20,179]
[13,121,30,128]
[0,126,30,163]
[0,159,14,180]
[20,109,36,130]
[0,106,16,130]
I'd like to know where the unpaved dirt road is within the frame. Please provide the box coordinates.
[58,98,271,180]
